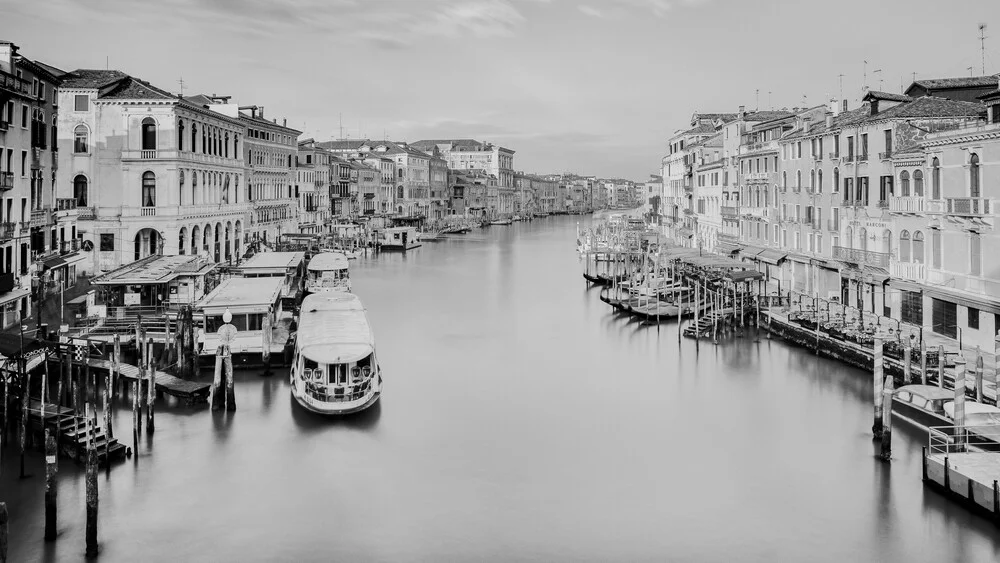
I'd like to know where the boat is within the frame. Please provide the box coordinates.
[304,252,351,295]
[196,276,290,365]
[416,230,446,242]
[233,251,306,307]
[289,293,382,415]
[892,385,957,429]
[490,218,513,225]
[321,246,363,260]
[379,226,421,251]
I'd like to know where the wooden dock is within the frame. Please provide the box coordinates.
[49,356,211,404]
[924,449,1000,524]
[26,399,129,466]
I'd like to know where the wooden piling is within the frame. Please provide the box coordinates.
[210,347,224,411]
[112,334,121,397]
[44,429,57,541]
[938,345,945,388]
[954,358,967,435]
[0,501,8,563]
[224,346,236,412]
[694,283,700,347]
[19,370,28,478]
[146,339,154,435]
[903,345,912,384]
[872,337,884,438]
[920,340,927,385]
[976,353,984,403]
[131,378,139,458]
[880,376,894,462]
[85,422,99,558]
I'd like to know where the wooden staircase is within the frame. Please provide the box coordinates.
[28,399,130,466]
[683,309,731,339]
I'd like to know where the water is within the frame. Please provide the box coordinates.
[3,216,999,562]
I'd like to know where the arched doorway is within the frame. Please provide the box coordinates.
[179,226,187,255]
[190,225,200,256]
[134,228,159,261]
[203,223,212,256]
[214,223,222,262]
[234,221,242,259]
[225,221,232,262]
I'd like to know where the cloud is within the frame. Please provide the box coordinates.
[423,0,526,38]
[578,5,604,18]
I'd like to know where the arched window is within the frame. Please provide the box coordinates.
[74,125,89,153]
[141,171,156,207]
[900,170,910,196]
[141,117,156,151]
[190,225,200,255]
[179,170,185,204]
[796,170,802,189]
[818,169,823,193]
[178,119,184,151]
[202,128,207,154]
[970,153,981,197]
[397,186,404,199]
[810,170,815,190]
[900,230,911,262]
[882,230,892,256]
[233,134,239,156]
[224,132,229,158]
[932,157,941,199]
[192,171,198,205]
[913,170,924,196]
[179,227,187,255]
[859,227,868,251]
[191,123,197,153]
[73,174,88,206]
[913,231,925,264]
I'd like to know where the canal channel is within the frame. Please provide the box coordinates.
[2,215,1000,561]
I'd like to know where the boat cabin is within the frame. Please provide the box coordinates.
[305,252,351,294]
[233,251,305,302]
[89,254,218,316]
[379,227,420,251]
[894,385,953,416]
[196,276,284,356]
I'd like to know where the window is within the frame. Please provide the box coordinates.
[931,298,957,339]
[796,170,801,189]
[100,233,114,251]
[969,307,981,329]
[74,95,89,112]
[816,234,823,253]
[21,104,28,128]
[861,133,868,159]
[970,153,980,197]
[74,124,89,153]
[782,171,787,189]
[141,171,156,207]
[931,229,941,268]
[833,168,839,193]
[932,157,941,199]
[913,170,924,196]
[178,120,185,151]
[899,230,911,262]
[899,171,910,196]
[913,231,925,264]
[191,123,197,153]
[73,175,88,206]
[141,117,156,151]
[970,232,981,275]
[818,169,823,193]
[884,129,892,156]
[901,291,923,325]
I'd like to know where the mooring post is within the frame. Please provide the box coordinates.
[44,428,57,541]
[880,376,894,462]
[922,446,928,482]
[872,337,884,438]
[954,358,967,451]
[0,501,8,563]
[146,339,154,435]
[113,333,121,397]
[131,378,138,459]
[903,345,912,384]
[694,282,700,348]
[210,347,225,411]
[938,345,945,388]
[920,340,927,386]
[993,480,999,522]
[20,370,29,478]
[85,420,99,558]
[225,346,236,412]
[975,353,984,403]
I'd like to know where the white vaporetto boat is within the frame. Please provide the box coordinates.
[304,252,351,294]
[290,293,382,415]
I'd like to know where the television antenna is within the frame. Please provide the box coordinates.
[979,23,988,75]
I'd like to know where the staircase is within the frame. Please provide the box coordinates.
[683,309,731,339]
[28,399,129,466]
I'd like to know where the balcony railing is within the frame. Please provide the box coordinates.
[857,153,869,162]
[879,151,892,160]
[140,149,157,159]
[829,152,840,161]
[0,171,13,191]
[877,199,889,209]
[814,153,823,162]
[0,69,33,98]
[842,154,855,163]
[745,172,769,182]
[59,239,80,255]
[721,206,739,217]
[888,196,926,213]
[0,222,15,242]
[77,206,96,220]
[832,246,889,268]
[890,260,926,282]
[56,198,78,211]
[946,197,991,216]
[140,207,156,217]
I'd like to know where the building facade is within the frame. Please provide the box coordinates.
[239,105,300,245]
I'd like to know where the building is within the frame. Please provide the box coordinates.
[238,105,300,244]
[353,153,395,215]
[330,155,357,219]
[428,153,449,219]
[409,138,515,193]
[296,140,331,233]
[352,161,379,216]
[904,75,1000,103]
[0,41,63,326]
[56,70,250,273]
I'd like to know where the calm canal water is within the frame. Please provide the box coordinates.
[3,215,1000,562]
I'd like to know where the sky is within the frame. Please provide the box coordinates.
[4,0,1000,179]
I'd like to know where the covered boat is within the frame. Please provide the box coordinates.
[290,293,382,415]
[305,252,351,294]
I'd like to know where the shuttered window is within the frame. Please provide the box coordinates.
[969,307,980,329]
[970,232,981,276]
[932,298,957,339]
[932,230,941,269]
[901,291,923,325]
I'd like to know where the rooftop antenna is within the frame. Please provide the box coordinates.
[980,23,988,74]
[177,77,186,97]
[873,68,883,91]
[768,90,772,110]
[838,73,845,101]
[755,88,759,111]
[968,66,975,77]
[863,60,868,92]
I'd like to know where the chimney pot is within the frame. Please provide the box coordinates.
[842,99,848,112]
[826,115,834,128]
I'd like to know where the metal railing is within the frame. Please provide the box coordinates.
[832,246,889,267]
[857,153,869,162]
[877,199,889,209]
[0,222,14,242]
[946,197,991,216]
[0,171,13,190]
[842,154,855,163]
[928,425,1000,456]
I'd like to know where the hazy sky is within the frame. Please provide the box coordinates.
[4,0,1000,178]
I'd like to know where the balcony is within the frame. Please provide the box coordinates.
[890,260,926,282]
[0,222,14,242]
[55,198,78,211]
[721,206,739,218]
[946,197,992,216]
[742,206,769,219]
[879,151,892,160]
[832,246,889,268]
[814,153,823,162]
[877,199,889,209]
[120,149,241,166]
[828,152,841,161]
[857,153,869,162]
[0,69,33,98]
[77,206,96,220]
[0,171,13,191]
[888,196,927,213]
[842,154,855,163]
[140,206,156,217]
[59,239,79,255]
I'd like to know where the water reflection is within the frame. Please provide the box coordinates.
[289,397,382,433]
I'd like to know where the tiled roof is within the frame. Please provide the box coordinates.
[316,140,370,150]
[864,96,984,121]
[183,94,215,106]
[685,123,718,135]
[977,89,1000,101]
[692,113,737,123]
[411,139,483,149]
[909,75,999,91]
[60,69,128,89]
[744,110,795,122]
[863,90,913,103]
[100,77,175,100]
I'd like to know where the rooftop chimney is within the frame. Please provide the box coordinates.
[826,115,834,128]
[738,105,746,119]
[842,99,848,112]
[803,117,811,133]
[283,118,287,127]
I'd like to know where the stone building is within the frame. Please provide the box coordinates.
[238,105,300,244]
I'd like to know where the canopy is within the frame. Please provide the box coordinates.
[307,252,349,272]
[297,293,375,365]
[681,255,751,270]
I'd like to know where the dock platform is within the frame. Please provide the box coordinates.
[924,449,1000,524]
[48,356,211,404]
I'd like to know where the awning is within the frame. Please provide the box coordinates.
[741,244,766,256]
[756,249,787,265]
[63,252,85,265]
[0,288,29,307]
[923,285,1000,315]
[888,278,925,293]
[675,228,693,238]
[725,270,765,282]
[40,255,66,270]
[715,242,742,255]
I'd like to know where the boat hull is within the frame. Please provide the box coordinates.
[891,398,951,430]
[292,387,381,415]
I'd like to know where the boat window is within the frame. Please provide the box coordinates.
[896,391,910,402]
[246,313,264,331]
[227,314,248,331]
[303,357,318,370]
[205,315,223,332]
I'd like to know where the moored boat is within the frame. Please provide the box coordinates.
[892,385,956,429]
[304,252,351,295]
[290,293,382,415]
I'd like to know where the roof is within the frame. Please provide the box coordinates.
[692,113,737,124]
[297,293,375,364]
[863,96,984,121]
[863,91,914,103]
[59,69,129,89]
[316,140,370,150]
[198,276,284,310]
[895,384,955,401]
[307,252,349,272]
[907,75,1000,92]
[743,110,795,122]
[977,89,1000,101]
[411,139,483,149]
[100,75,175,100]
[92,255,215,285]
[237,251,305,272]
